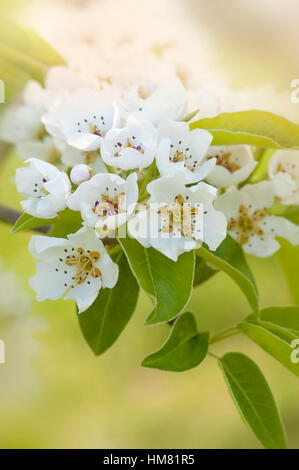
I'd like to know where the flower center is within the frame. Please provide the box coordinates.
[65,247,101,285]
[228,204,266,245]
[76,115,107,137]
[172,150,186,163]
[158,194,198,239]
[33,178,50,197]
[169,143,198,172]
[207,152,240,173]
[138,86,150,100]
[114,138,144,157]
[92,192,126,217]
[276,162,297,180]
[88,122,102,137]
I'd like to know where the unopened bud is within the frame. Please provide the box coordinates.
[70,164,92,185]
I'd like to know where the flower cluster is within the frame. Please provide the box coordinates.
[4,66,299,312]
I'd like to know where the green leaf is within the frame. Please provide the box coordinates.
[78,253,139,355]
[218,352,287,449]
[13,212,53,233]
[197,236,259,314]
[193,254,218,287]
[190,111,299,149]
[13,208,82,237]
[142,312,209,372]
[48,212,82,238]
[0,19,65,110]
[257,306,299,333]
[238,315,299,378]
[119,237,195,324]
[275,240,299,304]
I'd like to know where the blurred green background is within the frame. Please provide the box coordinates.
[0,0,299,449]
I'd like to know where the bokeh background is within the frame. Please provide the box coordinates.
[0,0,299,449]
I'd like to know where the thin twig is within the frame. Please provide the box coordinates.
[0,204,50,233]
[0,142,11,165]
[209,327,240,345]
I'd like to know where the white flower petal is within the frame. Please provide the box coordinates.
[263,215,299,246]
[268,150,299,205]
[64,277,101,313]
[214,186,243,219]
[242,181,274,211]
[206,145,257,188]
[151,235,196,262]
[243,234,280,257]
[29,261,74,301]
[67,133,102,151]
[203,204,227,251]
[29,235,71,262]
[100,251,119,288]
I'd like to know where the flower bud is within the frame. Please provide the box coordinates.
[70,164,92,185]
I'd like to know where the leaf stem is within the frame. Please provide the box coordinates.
[107,244,122,257]
[208,351,219,360]
[210,327,240,345]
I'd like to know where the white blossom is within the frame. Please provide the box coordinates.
[15,158,71,219]
[205,145,257,188]
[215,181,299,257]
[0,104,43,144]
[16,136,60,163]
[128,172,227,261]
[42,87,118,152]
[122,79,188,126]
[0,66,100,146]
[29,225,119,313]
[67,172,138,236]
[268,150,299,205]
[156,119,214,182]
[101,115,157,171]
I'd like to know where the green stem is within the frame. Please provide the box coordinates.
[210,327,240,345]
[208,351,219,360]
[107,244,122,257]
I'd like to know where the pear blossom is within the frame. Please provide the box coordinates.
[101,115,157,171]
[29,225,119,313]
[42,88,118,152]
[122,79,188,126]
[128,172,227,261]
[0,66,100,146]
[156,119,214,182]
[205,145,257,188]
[16,136,60,163]
[268,150,299,205]
[215,181,299,257]
[67,172,138,236]
[0,104,43,144]
[15,158,71,219]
